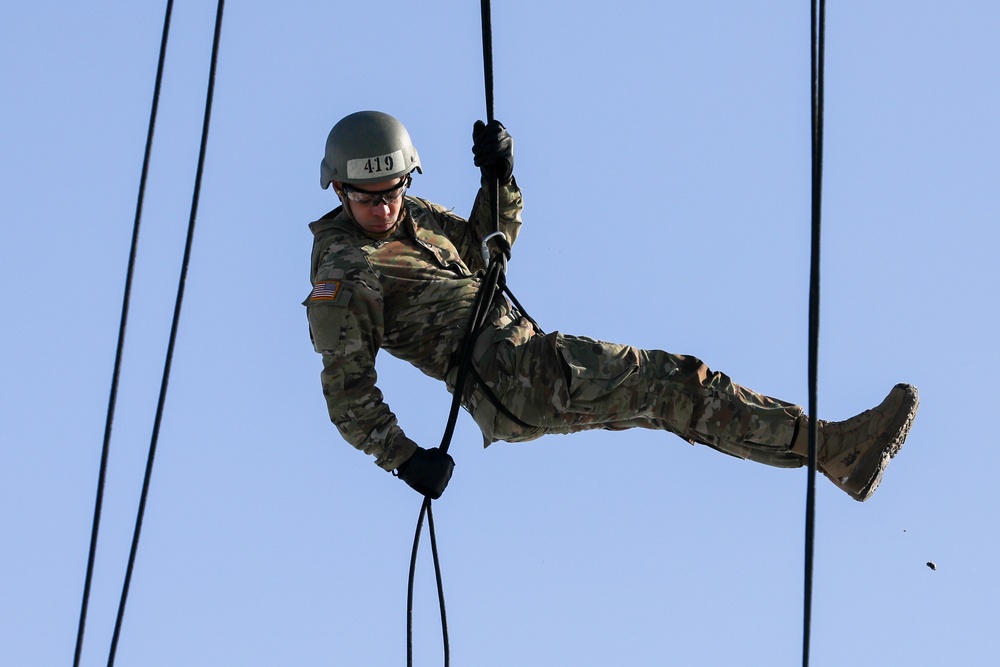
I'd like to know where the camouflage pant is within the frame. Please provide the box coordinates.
[463,324,805,468]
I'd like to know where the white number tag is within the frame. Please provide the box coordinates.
[346,150,404,179]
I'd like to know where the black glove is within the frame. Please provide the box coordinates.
[395,446,455,500]
[472,119,514,184]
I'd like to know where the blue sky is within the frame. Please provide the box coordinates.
[2,2,998,665]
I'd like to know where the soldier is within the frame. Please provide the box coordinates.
[305,110,918,502]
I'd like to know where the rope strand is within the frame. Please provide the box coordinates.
[73,3,175,664]
[480,0,495,122]
[426,503,450,664]
[802,1,826,665]
[406,500,429,666]
[106,3,226,665]
[406,3,497,665]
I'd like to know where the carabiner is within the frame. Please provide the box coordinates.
[480,230,509,264]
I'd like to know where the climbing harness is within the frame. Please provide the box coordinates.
[72,2,226,665]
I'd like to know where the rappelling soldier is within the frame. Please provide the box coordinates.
[305,110,919,502]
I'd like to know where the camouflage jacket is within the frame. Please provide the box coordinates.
[306,179,524,470]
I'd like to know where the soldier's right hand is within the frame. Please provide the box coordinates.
[395,445,455,500]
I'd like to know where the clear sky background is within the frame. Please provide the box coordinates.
[2,2,998,665]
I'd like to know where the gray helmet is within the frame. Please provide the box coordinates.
[320,111,422,189]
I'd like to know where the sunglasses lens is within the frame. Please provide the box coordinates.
[346,179,407,204]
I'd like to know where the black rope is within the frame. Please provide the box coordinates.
[803,1,826,665]
[480,0,501,238]
[73,2,175,665]
[480,0,495,122]
[424,502,450,665]
[103,3,226,665]
[405,254,506,667]
[405,4,499,664]
[403,461,444,665]
[441,259,505,458]
[404,500,451,665]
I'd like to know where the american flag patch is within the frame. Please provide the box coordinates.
[309,280,342,301]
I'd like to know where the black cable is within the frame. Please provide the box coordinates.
[406,499,429,666]
[106,2,226,665]
[405,254,506,667]
[425,502,450,665]
[480,0,495,122]
[405,3,500,665]
[440,259,504,457]
[803,1,826,665]
[73,2,174,665]
[480,0,501,237]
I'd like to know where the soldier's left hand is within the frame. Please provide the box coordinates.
[472,119,514,184]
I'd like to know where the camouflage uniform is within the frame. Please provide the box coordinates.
[306,180,804,472]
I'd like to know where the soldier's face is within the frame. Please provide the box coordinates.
[343,177,406,236]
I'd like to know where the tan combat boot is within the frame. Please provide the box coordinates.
[792,383,919,501]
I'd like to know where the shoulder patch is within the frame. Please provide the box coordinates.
[308,280,344,303]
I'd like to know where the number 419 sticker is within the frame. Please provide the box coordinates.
[347,150,405,180]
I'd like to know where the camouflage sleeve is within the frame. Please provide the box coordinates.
[305,253,417,471]
[429,178,523,272]
[468,176,523,253]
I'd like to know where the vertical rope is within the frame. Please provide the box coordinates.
[480,0,495,123]
[480,0,501,238]
[405,259,503,666]
[803,1,826,665]
[73,3,175,665]
[105,2,226,664]
[426,503,450,665]
[406,499,429,666]
[406,4,499,665]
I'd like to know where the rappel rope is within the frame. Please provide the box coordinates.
[404,2,504,665]
[72,2,226,666]
[73,2,175,664]
[802,1,827,665]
